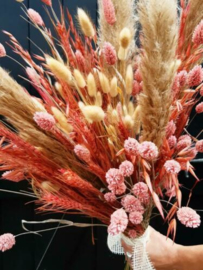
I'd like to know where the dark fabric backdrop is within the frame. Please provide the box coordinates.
[0,1,203,269]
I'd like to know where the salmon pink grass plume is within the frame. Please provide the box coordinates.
[74,144,91,163]
[108,209,128,236]
[106,168,124,184]
[132,80,142,96]
[139,141,159,161]
[168,136,177,149]
[192,20,203,47]
[187,65,203,87]
[121,195,144,214]
[103,42,117,65]
[196,102,203,114]
[0,233,15,252]
[119,161,134,177]
[128,229,137,239]
[33,112,56,131]
[134,69,142,83]
[132,182,150,204]
[41,0,52,6]
[28,9,44,26]
[129,211,143,225]
[108,182,126,195]
[124,137,140,156]
[0,43,6,57]
[104,192,116,203]
[196,140,203,153]
[164,160,181,174]
[2,170,24,182]
[177,207,201,228]
[75,50,85,72]
[102,0,116,26]
[26,67,40,86]
[165,121,176,138]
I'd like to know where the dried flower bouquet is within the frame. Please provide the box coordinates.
[0,0,203,268]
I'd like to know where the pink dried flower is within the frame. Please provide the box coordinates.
[108,209,128,235]
[74,144,91,163]
[41,0,52,6]
[104,192,116,203]
[0,43,6,57]
[119,161,134,177]
[196,140,203,153]
[176,136,192,152]
[166,121,176,138]
[129,211,143,225]
[139,141,159,161]
[172,75,180,96]
[168,136,177,149]
[132,81,142,96]
[34,112,56,131]
[179,135,192,143]
[103,42,117,65]
[26,67,40,86]
[106,168,124,185]
[0,233,15,252]
[187,65,203,87]
[102,0,116,25]
[2,170,24,182]
[192,20,203,46]
[121,195,144,213]
[108,182,126,195]
[132,182,150,204]
[128,230,137,239]
[75,50,86,72]
[164,160,181,174]
[28,9,44,26]
[178,70,188,88]
[134,70,142,83]
[177,207,201,228]
[196,102,203,114]
[124,138,140,156]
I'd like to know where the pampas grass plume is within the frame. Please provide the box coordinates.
[87,73,97,97]
[77,8,95,38]
[46,57,72,83]
[73,69,86,88]
[79,102,105,123]
[95,92,103,107]
[125,65,133,95]
[99,72,110,93]
[110,77,118,97]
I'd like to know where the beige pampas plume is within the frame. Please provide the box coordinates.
[138,0,178,148]
[79,102,105,123]
[98,0,137,60]
[73,69,86,88]
[77,8,95,38]
[99,72,110,93]
[87,73,97,97]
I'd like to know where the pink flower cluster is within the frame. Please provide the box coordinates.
[0,233,15,252]
[164,160,181,174]
[168,136,177,149]
[106,168,126,195]
[103,42,117,65]
[124,138,140,156]
[108,209,128,235]
[187,65,203,87]
[192,20,203,46]
[176,135,192,152]
[139,141,158,161]
[177,207,201,228]
[34,112,56,131]
[132,182,150,204]
[121,195,144,213]
[166,121,176,138]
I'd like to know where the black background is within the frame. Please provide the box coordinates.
[0,0,203,269]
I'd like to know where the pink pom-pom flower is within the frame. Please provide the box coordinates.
[102,0,116,25]
[164,160,181,174]
[192,20,203,47]
[0,233,15,252]
[119,161,134,177]
[187,65,203,87]
[177,207,201,228]
[168,136,177,149]
[121,195,144,213]
[34,112,56,131]
[28,9,44,26]
[132,182,150,204]
[176,136,192,152]
[166,121,176,138]
[0,43,6,57]
[129,211,143,225]
[196,140,203,153]
[103,42,117,65]
[139,141,159,161]
[177,70,188,88]
[108,182,126,195]
[196,102,203,114]
[74,144,91,163]
[106,168,124,185]
[104,192,116,203]
[108,209,128,235]
[124,138,140,156]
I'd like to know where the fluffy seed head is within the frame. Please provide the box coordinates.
[132,182,150,204]
[119,161,134,177]
[102,0,116,25]
[87,73,97,97]
[125,65,133,95]
[51,107,73,133]
[119,28,131,49]
[99,72,110,93]
[108,209,128,235]
[77,8,95,37]
[121,195,144,213]
[164,160,181,174]
[0,43,6,57]
[28,8,44,26]
[187,65,203,87]
[108,182,126,195]
[166,121,176,138]
[110,77,118,97]
[34,111,55,131]
[106,168,124,185]
[177,207,201,228]
[118,46,127,61]
[124,138,140,156]
[74,144,91,162]
[73,69,86,88]
[79,102,105,123]
[129,211,143,225]
[192,20,203,46]
[0,234,15,252]
[168,136,177,149]
[103,42,117,65]
[139,141,159,161]
[46,57,72,83]
[75,50,86,72]
[104,192,116,203]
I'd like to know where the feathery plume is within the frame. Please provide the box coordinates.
[77,8,95,38]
